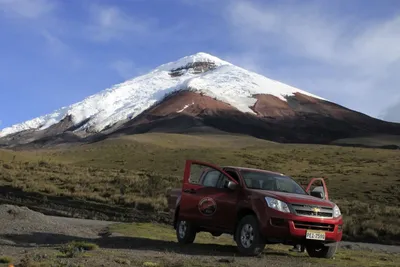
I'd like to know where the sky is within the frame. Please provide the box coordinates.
[1,0,400,129]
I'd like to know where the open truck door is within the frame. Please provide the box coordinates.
[179,159,240,231]
[306,178,329,200]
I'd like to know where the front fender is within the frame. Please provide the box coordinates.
[173,195,181,229]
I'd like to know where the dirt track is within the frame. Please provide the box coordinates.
[1,204,399,267]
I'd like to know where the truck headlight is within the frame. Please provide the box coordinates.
[265,197,290,213]
[333,204,341,218]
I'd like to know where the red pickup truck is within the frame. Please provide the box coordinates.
[168,160,343,258]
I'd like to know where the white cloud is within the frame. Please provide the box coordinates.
[0,0,56,19]
[224,52,266,74]
[86,4,155,42]
[110,60,145,79]
[224,1,400,120]
[382,100,400,123]
[0,0,84,67]
[41,30,68,54]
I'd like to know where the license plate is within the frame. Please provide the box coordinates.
[306,230,326,240]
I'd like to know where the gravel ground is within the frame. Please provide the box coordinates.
[0,204,399,267]
[0,204,107,246]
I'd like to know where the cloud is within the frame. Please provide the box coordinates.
[41,30,69,54]
[381,101,400,123]
[380,88,400,123]
[0,0,84,67]
[223,1,400,120]
[40,29,83,68]
[110,60,145,79]
[226,1,400,71]
[85,4,156,42]
[0,0,56,19]
[223,51,266,74]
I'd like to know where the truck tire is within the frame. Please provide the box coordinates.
[306,242,338,258]
[176,219,196,244]
[235,215,265,256]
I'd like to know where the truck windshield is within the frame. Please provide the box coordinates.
[240,170,307,195]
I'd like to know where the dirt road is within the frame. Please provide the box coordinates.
[1,204,399,267]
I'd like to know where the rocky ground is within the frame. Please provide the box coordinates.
[0,204,399,267]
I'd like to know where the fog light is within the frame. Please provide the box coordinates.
[270,217,286,227]
[338,224,343,232]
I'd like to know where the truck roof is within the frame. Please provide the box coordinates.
[222,166,285,176]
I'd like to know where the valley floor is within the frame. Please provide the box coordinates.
[1,133,400,250]
[0,205,399,267]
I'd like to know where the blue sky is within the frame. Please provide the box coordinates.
[1,0,400,128]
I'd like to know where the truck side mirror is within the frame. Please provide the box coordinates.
[227,181,238,190]
[310,191,324,199]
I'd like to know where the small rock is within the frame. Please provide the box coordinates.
[217,258,234,263]
[344,244,353,250]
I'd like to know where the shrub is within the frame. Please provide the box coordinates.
[59,241,99,258]
[0,256,13,263]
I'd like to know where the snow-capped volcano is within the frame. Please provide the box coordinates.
[0,52,324,138]
[2,52,400,148]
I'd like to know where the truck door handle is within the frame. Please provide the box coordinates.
[183,189,196,194]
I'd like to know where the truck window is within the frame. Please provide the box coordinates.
[187,163,237,189]
[240,170,307,195]
[202,170,221,187]
[225,170,240,183]
[188,164,207,185]
[217,174,235,188]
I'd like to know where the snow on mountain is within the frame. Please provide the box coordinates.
[0,52,326,138]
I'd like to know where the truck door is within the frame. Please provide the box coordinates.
[179,160,239,231]
[306,178,329,200]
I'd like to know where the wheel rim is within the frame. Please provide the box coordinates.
[240,223,254,248]
[178,220,187,239]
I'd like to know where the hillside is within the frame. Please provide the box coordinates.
[1,52,400,148]
[0,133,399,245]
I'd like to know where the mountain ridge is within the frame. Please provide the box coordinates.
[1,52,400,148]
[0,52,324,138]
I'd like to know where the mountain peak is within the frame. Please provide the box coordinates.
[153,52,231,72]
[0,52,326,139]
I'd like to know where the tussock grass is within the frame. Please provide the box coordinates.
[1,133,400,244]
[108,222,400,267]
[0,256,13,264]
[58,241,99,258]
[3,221,400,267]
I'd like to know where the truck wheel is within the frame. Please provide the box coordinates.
[235,215,265,256]
[306,242,338,258]
[176,219,196,244]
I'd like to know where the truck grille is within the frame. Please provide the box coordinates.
[293,221,335,232]
[291,204,333,218]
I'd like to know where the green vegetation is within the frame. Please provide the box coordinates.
[0,256,13,264]
[1,133,400,244]
[6,247,400,267]
[58,241,99,258]
[332,134,400,148]
[109,222,234,245]
[4,222,400,267]
[108,222,400,267]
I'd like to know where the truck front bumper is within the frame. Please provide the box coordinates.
[260,213,343,243]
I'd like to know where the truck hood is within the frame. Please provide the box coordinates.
[250,189,335,208]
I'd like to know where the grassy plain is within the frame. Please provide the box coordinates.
[1,222,399,267]
[332,134,400,148]
[1,133,400,244]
